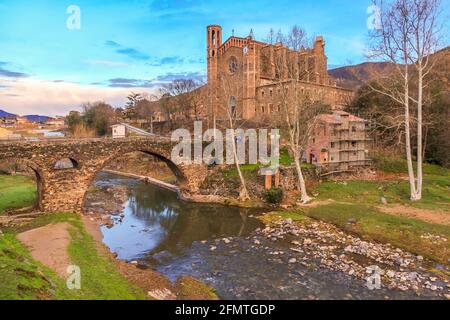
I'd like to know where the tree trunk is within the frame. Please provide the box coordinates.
[294,154,312,204]
[229,125,250,201]
[404,70,418,201]
[416,67,423,200]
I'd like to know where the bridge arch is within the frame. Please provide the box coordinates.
[0,158,44,211]
[53,158,79,170]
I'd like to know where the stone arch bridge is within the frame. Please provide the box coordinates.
[0,138,208,213]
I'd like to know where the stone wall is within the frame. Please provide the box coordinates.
[0,138,208,213]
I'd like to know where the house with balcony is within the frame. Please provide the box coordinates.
[306,111,371,171]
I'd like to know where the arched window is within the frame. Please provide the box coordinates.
[212,30,216,46]
[229,96,237,119]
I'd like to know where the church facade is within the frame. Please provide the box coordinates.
[206,25,353,121]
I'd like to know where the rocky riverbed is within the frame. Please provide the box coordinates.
[253,213,450,299]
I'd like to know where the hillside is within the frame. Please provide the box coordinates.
[0,109,16,118]
[329,46,450,90]
[24,115,51,122]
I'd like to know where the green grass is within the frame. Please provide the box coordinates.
[0,175,37,214]
[279,147,294,166]
[372,154,450,176]
[221,164,262,179]
[301,203,450,265]
[314,175,450,211]
[1,213,147,300]
[0,232,64,300]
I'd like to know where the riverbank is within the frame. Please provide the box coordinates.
[257,211,450,299]
[0,212,218,300]
[100,169,268,209]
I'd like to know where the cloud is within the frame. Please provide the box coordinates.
[105,40,121,48]
[0,78,157,116]
[0,62,29,78]
[147,55,184,66]
[150,0,204,12]
[148,0,207,19]
[155,71,205,82]
[105,40,150,60]
[89,60,129,67]
[108,78,156,88]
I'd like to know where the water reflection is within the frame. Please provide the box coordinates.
[96,172,262,261]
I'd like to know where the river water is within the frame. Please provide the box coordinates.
[90,172,442,300]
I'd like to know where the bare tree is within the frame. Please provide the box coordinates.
[160,79,203,121]
[266,28,276,44]
[409,0,443,198]
[218,70,250,201]
[271,26,322,203]
[369,0,443,201]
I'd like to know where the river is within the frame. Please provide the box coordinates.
[87,172,445,300]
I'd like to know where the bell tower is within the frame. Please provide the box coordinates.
[207,25,222,124]
[207,25,222,86]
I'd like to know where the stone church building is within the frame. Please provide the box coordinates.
[205,25,353,121]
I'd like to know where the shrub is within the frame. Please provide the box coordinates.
[264,188,283,204]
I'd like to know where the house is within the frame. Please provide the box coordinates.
[112,123,155,139]
[0,117,17,128]
[16,117,29,126]
[112,124,126,139]
[306,111,371,171]
[46,117,66,127]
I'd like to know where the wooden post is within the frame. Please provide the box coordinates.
[274,171,280,188]
[265,174,272,190]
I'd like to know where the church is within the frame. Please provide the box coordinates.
[205,25,353,122]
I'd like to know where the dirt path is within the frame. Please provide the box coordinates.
[378,205,450,225]
[17,223,72,278]
[81,216,177,300]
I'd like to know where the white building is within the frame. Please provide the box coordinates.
[112,124,126,139]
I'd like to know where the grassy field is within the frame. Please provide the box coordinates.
[314,175,450,211]
[0,175,37,214]
[0,213,147,300]
[303,204,450,264]
[301,158,450,264]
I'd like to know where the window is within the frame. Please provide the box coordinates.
[269,89,273,97]
[261,91,265,98]
[352,126,357,132]
[269,103,273,113]
[351,141,357,148]
[261,105,265,114]
[228,57,238,74]
[331,142,335,148]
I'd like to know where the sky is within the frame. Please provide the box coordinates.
[0,0,448,116]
